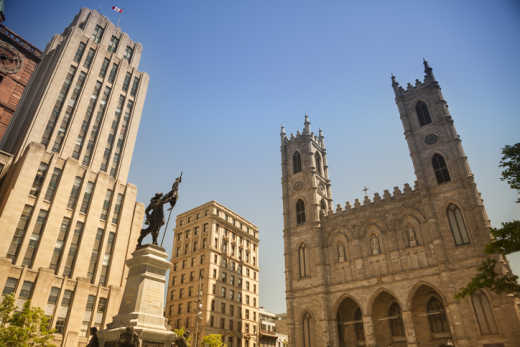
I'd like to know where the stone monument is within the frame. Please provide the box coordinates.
[95,176,185,346]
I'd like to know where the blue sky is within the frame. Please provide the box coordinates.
[6,1,520,313]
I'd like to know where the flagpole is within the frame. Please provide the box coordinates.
[160,206,174,248]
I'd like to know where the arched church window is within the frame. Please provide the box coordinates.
[447,204,470,246]
[416,100,432,126]
[354,308,365,343]
[296,199,306,225]
[432,154,451,184]
[471,291,498,335]
[427,297,449,334]
[389,302,405,337]
[302,312,312,347]
[336,243,346,263]
[298,244,309,279]
[314,152,322,176]
[293,151,302,174]
[370,236,381,255]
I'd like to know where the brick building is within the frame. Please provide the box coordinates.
[280,61,520,347]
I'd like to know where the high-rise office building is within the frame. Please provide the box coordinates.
[166,201,260,347]
[0,8,148,346]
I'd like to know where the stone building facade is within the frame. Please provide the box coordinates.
[280,62,520,347]
[165,201,260,347]
[0,8,148,346]
[0,24,41,140]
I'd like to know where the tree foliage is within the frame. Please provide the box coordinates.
[201,334,226,347]
[0,294,56,346]
[500,143,520,203]
[173,327,192,346]
[456,143,520,298]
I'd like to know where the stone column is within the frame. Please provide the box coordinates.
[97,245,180,346]
[363,315,376,347]
[402,310,417,347]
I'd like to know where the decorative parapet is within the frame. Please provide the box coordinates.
[391,59,439,98]
[331,181,420,216]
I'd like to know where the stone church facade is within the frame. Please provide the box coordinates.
[280,62,520,347]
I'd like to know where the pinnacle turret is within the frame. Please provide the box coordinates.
[303,114,311,135]
[423,58,436,82]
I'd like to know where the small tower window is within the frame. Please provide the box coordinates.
[314,152,322,175]
[293,151,302,173]
[298,244,309,279]
[447,204,470,246]
[302,312,312,347]
[432,154,451,184]
[388,302,405,337]
[471,290,498,335]
[427,297,449,333]
[416,100,432,126]
[296,199,306,225]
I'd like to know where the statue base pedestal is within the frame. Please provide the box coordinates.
[97,245,180,346]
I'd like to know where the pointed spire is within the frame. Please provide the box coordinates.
[280,125,286,142]
[391,74,402,96]
[303,113,311,135]
[318,128,324,147]
[423,58,435,81]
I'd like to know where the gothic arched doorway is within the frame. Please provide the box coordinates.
[337,297,365,347]
[371,291,406,347]
[410,285,452,347]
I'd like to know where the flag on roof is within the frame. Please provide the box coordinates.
[112,6,123,13]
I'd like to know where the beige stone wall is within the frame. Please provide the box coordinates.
[165,201,260,347]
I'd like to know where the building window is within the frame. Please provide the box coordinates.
[296,199,305,225]
[388,302,405,337]
[100,189,113,221]
[67,176,83,209]
[130,77,139,96]
[81,295,96,337]
[45,287,60,317]
[44,167,62,201]
[108,63,118,84]
[83,86,112,165]
[99,58,109,78]
[354,308,365,343]
[108,35,119,52]
[416,100,432,126]
[63,221,84,277]
[432,154,450,184]
[314,152,322,175]
[447,204,470,246]
[123,45,133,62]
[2,277,18,295]
[55,290,74,334]
[302,313,312,347]
[74,42,86,63]
[73,81,102,159]
[30,162,49,197]
[293,151,302,173]
[18,281,34,306]
[80,181,95,214]
[94,298,107,329]
[22,209,48,267]
[7,205,34,263]
[49,217,71,272]
[101,95,125,171]
[471,291,498,335]
[92,25,104,44]
[370,236,381,255]
[42,66,76,146]
[427,297,449,334]
[83,48,95,68]
[87,229,104,283]
[112,193,124,224]
[122,73,131,92]
[298,244,309,279]
[99,232,116,286]
[109,99,133,177]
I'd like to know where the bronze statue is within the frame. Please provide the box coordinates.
[137,173,182,248]
[86,327,99,347]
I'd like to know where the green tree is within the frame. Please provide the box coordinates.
[201,334,226,347]
[173,327,192,346]
[456,143,520,298]
[0,294,56,346]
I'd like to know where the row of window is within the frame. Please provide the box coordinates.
[297,204,470,279]
[90,24,134,63]
[2,278,108,336]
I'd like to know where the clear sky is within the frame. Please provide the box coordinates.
[6,0,520,314]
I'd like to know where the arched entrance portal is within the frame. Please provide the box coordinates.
[337,298,365,347]
[411,285,452,347]
[372,291,406,347]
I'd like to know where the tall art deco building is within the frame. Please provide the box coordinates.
[0,8,149,346]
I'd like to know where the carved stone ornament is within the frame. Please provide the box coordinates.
[424,133,438,145]
[293,181,304,191]
[0,41,22,75]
